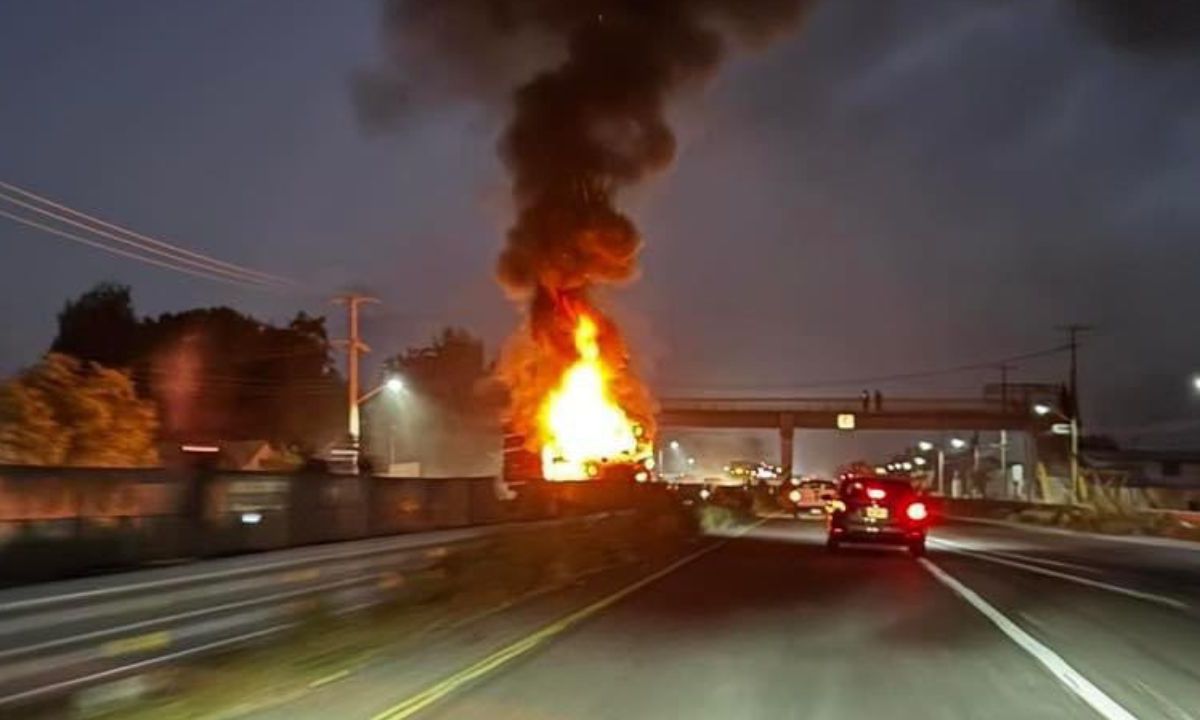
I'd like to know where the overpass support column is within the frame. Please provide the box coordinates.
[779,412,795,480]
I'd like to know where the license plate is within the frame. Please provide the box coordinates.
[865,506,889,520]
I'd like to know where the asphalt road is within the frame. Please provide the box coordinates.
[262,518,1200,720]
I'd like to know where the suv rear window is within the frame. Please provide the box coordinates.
[838,478,915,502]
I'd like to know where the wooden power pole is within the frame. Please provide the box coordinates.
[333,293,379,447]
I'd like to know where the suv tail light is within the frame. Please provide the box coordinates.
[905,501,928,521]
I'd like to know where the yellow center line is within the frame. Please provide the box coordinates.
[371,520,764,720]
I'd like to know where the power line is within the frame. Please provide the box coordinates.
[0,190,279,288]
[0,181,295,289]
[0,208,274,290]
[659,344,1071,394]
[136,373,339,387]
[0,181,292,286]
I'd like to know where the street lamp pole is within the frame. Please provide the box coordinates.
[355,376,404,473]
[1034,403,1080,505]
[999,429,1009,498]
[1069,414,1080,506]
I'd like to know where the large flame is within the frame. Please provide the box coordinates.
[538,313,643,481]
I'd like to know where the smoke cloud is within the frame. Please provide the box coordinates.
[361,0,813,296]
[360,0,813,439]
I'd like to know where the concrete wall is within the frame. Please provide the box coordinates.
[0,465,629,585]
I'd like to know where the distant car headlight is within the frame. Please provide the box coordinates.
[788,489,802,503]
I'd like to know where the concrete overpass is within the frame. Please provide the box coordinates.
[657,396,1049,478]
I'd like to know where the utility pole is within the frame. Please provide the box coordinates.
[998,362,1012,409]
[1057,324,1092,505]
[997,363,1012,497]
[333,294,379,448]
[1058,325,1091,413]
[936,447,945,497]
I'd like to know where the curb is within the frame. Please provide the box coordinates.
[946,515,1200,551]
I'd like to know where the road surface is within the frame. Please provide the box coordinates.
[255,518,1200,720]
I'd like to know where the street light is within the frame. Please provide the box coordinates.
[351,374,407,473]
[358,374,405,405]
[687,457,696,467]
[917,440,952,496]
[1032,403,1080,505]
[658,440,683,478]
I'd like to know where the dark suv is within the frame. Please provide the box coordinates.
[826,477,930,556]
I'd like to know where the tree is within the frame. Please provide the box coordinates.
[0,354,159,466]
[384,327,487,410]
[139,307,344,449]
[373,327,499,475]
[0,380,64,464]
[47,284,347,450]
[51,283,139,369]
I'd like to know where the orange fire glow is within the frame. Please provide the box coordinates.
[538,313,647,480]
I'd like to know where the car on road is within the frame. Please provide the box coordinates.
[826,476,929,556]
[787,479,837,519]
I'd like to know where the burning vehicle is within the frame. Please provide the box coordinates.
[501,292,656,485]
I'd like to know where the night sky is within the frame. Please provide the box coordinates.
[2,0,1199,464]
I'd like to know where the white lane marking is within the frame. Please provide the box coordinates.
[930,540,1187,611]
[920,559,1141,720]
[933,538,1103,573]
[987,550,1105,575]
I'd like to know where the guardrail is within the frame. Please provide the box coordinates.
[0,513,617,711]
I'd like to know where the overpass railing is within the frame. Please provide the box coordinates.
[658,396,1029,414]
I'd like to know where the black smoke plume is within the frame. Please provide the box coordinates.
[359,1,812,442]
[359,0,813,296]
[1072,0,1200,53]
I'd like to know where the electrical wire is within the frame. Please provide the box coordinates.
[0,208,274,290]
[0,181,292,285]
[131,368,340,389]
[659,344,1071,396]
[0,181,295,289]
